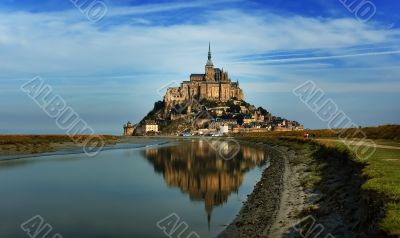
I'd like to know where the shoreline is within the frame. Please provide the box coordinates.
[0,136,177,161]
[0,135,240,160]
[218,143,305,238]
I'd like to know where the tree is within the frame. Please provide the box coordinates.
[228,104,241,114]
[199,99,218,108]
[235,114,245,125]
[142,101,164,121]
[154,101,164,111]
[257,106,269,116]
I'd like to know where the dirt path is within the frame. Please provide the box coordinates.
[317,138,400,150]
[218,145,306,238]
[263,148,306,238]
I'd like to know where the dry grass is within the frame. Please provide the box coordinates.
[238,124,400,141]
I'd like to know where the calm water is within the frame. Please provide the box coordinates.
[0,138,267,238]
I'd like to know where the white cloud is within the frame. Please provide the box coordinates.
[0,6,398,92]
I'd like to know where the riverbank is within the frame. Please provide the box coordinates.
[221,136,400,238]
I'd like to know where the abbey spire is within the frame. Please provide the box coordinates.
[204,42,215,81]
[206,42,213,66]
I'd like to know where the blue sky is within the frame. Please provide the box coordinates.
[0,0,399,134]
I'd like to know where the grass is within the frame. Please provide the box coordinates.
[382,203,400,236]
[357,147,400,236]
[361,148,400,200]
[374,140,400,147]
[302,138,400,236]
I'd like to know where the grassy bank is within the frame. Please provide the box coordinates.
[313,137,400,236]
[345,144,400,236]
[236,134,400,237]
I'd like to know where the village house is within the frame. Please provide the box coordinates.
[208,106,230,116]
[144,120,159,133]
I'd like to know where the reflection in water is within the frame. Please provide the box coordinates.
[142,139,266,228]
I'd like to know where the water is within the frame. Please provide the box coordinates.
[0,138,267,238]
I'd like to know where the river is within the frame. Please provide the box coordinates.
[0,138,268,238]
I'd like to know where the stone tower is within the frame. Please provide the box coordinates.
[123,121,135,136]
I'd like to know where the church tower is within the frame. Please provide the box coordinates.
[205,42,215,81]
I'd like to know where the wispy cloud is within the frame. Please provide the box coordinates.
[106,0,242,17]
[0,8,397,78]
[240,49,400,64]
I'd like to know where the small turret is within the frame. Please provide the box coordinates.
[123,121,135,136]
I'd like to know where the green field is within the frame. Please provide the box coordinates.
[358,146,400,235]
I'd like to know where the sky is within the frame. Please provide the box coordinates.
[0,0,399,134]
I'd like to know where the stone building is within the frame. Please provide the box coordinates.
[132,120,159,136]
[164,43,244,109]
[144,120,159,133]
[123,121,135,136]
[209,119,238,130]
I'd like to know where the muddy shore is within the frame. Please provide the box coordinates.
[218,143,305,238]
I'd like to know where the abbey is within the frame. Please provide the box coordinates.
[124,44,304,136]
[164,44,244,108]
